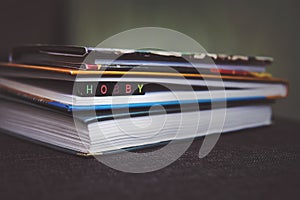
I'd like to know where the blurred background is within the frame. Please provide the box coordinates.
[0,0,299,120]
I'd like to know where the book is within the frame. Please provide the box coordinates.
[0,45,288,155]
[0,99,273,155]
[10,44,272,72]
[0,77,287,110]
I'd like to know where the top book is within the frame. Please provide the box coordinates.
[10,44,273,72]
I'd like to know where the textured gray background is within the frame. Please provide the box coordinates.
[0,117,299,199]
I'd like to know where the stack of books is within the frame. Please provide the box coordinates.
[0,45,288,155]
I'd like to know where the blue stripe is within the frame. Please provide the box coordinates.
[48,96,266,111]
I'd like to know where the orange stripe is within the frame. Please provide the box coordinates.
[0,62,288,84]
[0,62,72,74]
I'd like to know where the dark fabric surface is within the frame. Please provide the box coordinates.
[0,116,299,200]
